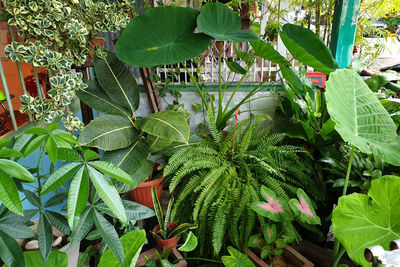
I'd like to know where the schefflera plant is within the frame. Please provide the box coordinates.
[249,186,320,260]
[77,49,190,187]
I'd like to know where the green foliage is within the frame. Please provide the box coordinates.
[325,69,400,166]
[115,6,212,67]
[332,175,400,267]
[3,0,132,129]
[77,50,190,185]
[221,246,255,267]
[151,186,197,240]
[98,230,146,267]
[165,114,322,256]
[197,2,258,42]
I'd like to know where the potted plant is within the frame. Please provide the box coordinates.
[246,185,320,266]
[151,186,197,251]
[129,162,164,208]
[75,49,190,210]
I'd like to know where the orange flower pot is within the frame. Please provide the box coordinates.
[152,222,179,251]
[129,176,164,208]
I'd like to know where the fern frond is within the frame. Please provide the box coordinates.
[212,193,230,255]
[207,106,222,142]
[169,158,220,192]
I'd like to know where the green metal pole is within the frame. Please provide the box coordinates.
[329,0,361,68]
[0,60,18,132]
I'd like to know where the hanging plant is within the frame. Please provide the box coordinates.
[3,0,133,130]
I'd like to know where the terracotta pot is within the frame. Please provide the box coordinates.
[152,222,178,251]
[130,176,164,208]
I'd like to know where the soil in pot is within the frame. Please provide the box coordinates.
[130,163,164,208]
[152,222,178,251]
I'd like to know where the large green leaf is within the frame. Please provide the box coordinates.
[37,213,53,262]
[221,246,255,267]
[95,50,139,115]
[0,222,35,239]
[22,250,67,267]
[325,69,400,166]
[332,175,400,267]
[0,159,34,182]
[178,231,198,252]
[78,115,136,151]
[0,229,25,267]
[87,166,127,224]
[88,161,135,186]
[0,169,22,215]
[197,2,258,42]
[41,162,81,194]
[135,111,190,144]
[98,229,146,267]
[93,210,125,266]
[115,6,212,67]
[250,40,290,66]
[102,140,153,186]
[68,167,89,229]
[76,80,130,117]
[280,24,338,74]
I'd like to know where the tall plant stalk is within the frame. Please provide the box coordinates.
[332,144,355,266]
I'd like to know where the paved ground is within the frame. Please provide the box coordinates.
[365,37,400,74]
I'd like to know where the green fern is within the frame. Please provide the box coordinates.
[165,114,322,256]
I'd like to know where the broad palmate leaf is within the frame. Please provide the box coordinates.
[332,175,400,267]
[221,246,255,267]
[325,69,400,166]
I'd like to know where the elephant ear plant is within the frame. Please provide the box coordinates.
[76,49,190,188]
[325,70,400,266]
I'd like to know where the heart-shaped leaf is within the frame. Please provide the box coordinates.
[289,188,320,225]
[248,233,265,248]
[325,69,400,166]
[197,2,258,42]
[333,175,400,266]
[116,6,212,67]
[280,23,338,74]
[261,245,273,259]
[263,223,277,244]
[251,186,292,222]
[221,246,255,267]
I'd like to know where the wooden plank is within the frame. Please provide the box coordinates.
[140,67,161,113]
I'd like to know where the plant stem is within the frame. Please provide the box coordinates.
[331,246,346,267]
[174,257,222,264]
[218,41,223,121]
[37,147,45,207]
[182,65,207,107]
[342,145,355,197]
[332,144,355,261]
